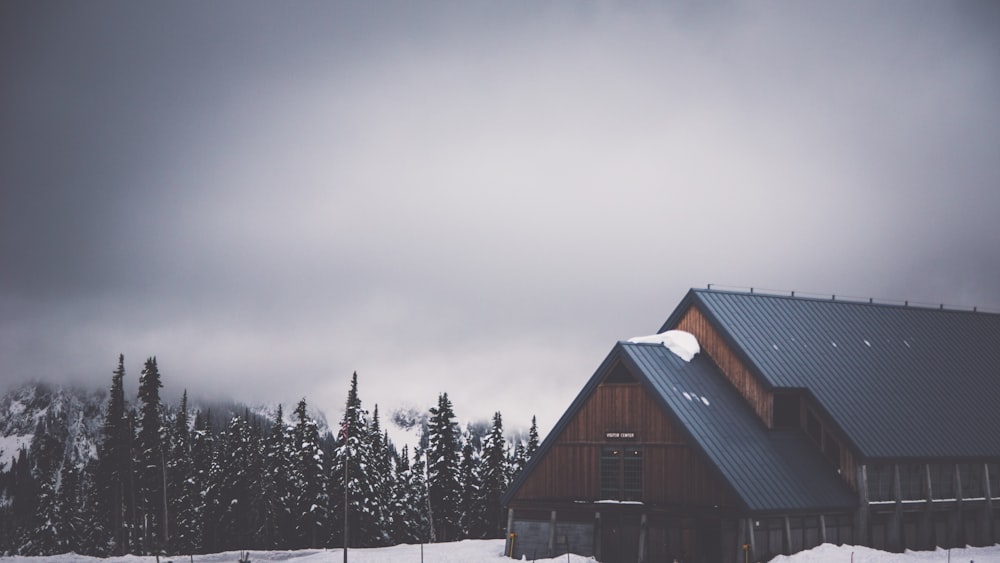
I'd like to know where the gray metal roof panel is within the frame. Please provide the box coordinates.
[682,290,1000,460]
[621,343,857,513]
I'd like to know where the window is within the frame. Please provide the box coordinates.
[866,464,893,502]
[959,463,985,499]
[929,464,956,500]
[772,394,799,428]
[899,464,926,501]
[600,447,642,501]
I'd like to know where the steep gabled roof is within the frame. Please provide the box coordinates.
[502,341,856,513]
[621,343,856,513]
[662,289,1000,460]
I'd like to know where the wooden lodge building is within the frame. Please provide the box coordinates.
[501,288,1000,562]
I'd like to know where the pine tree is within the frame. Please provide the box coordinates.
[135,357,166,553]
[20,467,58,555]
[289,398,327,548]
[260,405,292,549]
[96,354,129,554]
[526,415,540,460]
[167,391,199,555]
[480,412,509,538]
[77,460,110,556]
[329,373,381,548]
[184,410,212,553]
[426,393,462,542]
[458,438,485,539]
[53,460,84,552]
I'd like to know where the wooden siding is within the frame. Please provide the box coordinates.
[512,377,736,508]
[675,305,773,427]
[678,304,860,491]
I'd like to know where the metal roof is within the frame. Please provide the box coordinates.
[662,289,1000,460]
[501,339,857,513]
[620,342,856,513]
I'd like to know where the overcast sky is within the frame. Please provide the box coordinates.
[2,1,999,435]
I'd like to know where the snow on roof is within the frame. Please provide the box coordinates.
[627,329,700,362]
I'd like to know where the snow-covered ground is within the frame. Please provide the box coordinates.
[3,541,1000,562]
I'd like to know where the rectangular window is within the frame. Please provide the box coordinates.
[899,464,925,501]
[772,394,799,429]
[867,464,893,502]
[929,464,956,500]
[600,447,642,501]
[960,463,985,499]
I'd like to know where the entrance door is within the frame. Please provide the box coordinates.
[601,514,641,563]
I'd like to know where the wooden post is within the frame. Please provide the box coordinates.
[638,513,648,563]
[548,510,557,557]
[984,463,995,545]
[889,463,902,551]
[594,511,602,561]
[505,509,515,558]
[819,514,827,544]
[748,518,757,559]
[952,464,963,548]
[856,464,870,545]
[783,516,792,555]
[921,463,933,550]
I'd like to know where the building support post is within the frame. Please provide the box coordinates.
[594,511,602,562]
[984,463,994,546]
[638,513,648,563]
[951,464,963,548]
[889,463,902,551]
[819,514,827,544]
[856,464,870,546]
[548,510,557,557]
[783,516,792,555]
[505,508,514,558]
[747,518,757,559]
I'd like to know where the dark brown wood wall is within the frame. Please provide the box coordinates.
[512,378,735,507]
[675,306,773,427]
[677,304,859,490]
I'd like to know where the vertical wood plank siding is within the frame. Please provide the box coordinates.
[676,306,773,427]
[512,380,735,507]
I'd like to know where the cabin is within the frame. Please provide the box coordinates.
[501,288,1000,562]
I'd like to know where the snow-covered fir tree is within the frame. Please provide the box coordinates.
[289,398,327,548]
[260,405,292,549]
[480,411,509,539]
[458,437,486,539]
[135,357,166,553]
[426,392,462,542]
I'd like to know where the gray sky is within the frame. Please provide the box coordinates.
[2,1,999,435]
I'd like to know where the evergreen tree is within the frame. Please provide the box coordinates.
[20,467,58,555]
[458,438,485,539]
[329,373,381,548]
[96,354,129,554]
[526,415,540,460]
[53,460,84,552]
[77,460,110,556]
[426,393,462,542]
[183,410,212,553]
[213,414,262,551]
[135,357,166,553]
[480,412,509,538]
[289,398,327,548]
[167,391,199,555]
[260,405,292,549]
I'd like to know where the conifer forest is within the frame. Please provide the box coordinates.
[0,355,540,556]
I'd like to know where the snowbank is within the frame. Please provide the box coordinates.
[627,330,700,362]
[0,540,596,562]
[770,542,1000,563]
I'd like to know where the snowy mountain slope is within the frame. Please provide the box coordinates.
[0,382,335,472]
[0,383,105,471]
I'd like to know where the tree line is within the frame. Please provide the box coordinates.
[0,355,539,556]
